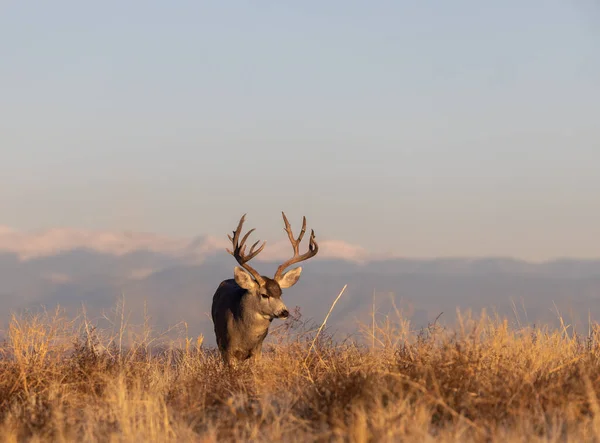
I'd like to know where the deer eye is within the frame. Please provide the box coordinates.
[261,293,269,299]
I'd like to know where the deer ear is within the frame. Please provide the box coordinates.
[234,266,258,290]
[276,267,302,289]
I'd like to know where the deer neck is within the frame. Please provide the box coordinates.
[240,293,272,327]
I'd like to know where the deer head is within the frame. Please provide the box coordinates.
[226,212,319,320]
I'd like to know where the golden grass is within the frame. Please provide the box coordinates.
[2,303,600,442]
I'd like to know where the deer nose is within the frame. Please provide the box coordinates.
[279,309,289,319]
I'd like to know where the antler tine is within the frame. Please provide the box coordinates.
[233,213,246,240]
[281,212,295,250]
[226,214,246,251]
[281,213,308,254]
[274,212,319,280]
[225,214,265,284]
[297,216,307,245]
[248,239,264,256]
[239,228,255,250]
[246,240,266,261]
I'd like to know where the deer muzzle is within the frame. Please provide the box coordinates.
[276,309,289,319]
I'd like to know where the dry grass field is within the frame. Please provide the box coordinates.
[1,299,600,442]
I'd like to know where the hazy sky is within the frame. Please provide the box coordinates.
[1,1,599,260]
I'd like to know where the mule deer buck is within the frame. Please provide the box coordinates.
[211,212,319,366]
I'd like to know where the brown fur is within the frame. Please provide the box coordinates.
[211,274,287,366]
[212,213,318,366]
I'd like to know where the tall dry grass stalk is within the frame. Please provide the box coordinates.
[1,300,600,442]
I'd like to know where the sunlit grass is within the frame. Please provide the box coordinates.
[1,299,600,442]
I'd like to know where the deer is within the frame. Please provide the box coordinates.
[211,212,319,366]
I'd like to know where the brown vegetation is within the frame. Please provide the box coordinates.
[1,302,600,442]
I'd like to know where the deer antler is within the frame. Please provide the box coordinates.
[274,212,319,280]
[226,214,266,285]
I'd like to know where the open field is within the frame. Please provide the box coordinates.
[1,303,600,443]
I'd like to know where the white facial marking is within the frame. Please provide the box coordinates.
[255,312,271,321]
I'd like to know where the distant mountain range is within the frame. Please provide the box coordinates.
[0,225,370,262]
[1,227,600,346]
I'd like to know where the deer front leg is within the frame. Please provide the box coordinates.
[250,341,263,363]
[220,347,239,369]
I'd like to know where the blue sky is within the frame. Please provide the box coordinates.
[1,1,599,259]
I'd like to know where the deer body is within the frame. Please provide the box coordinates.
[211,213,318,366]
[211,277,277,364]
